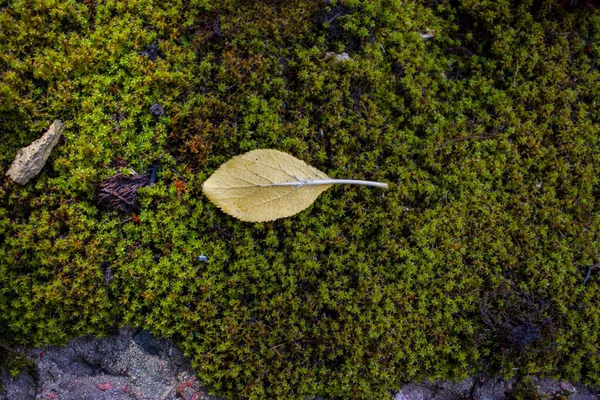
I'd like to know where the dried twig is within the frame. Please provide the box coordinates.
[583,262,600,285]
[444,134,499,146]
[0,343,16,352]
[444,125,506,147]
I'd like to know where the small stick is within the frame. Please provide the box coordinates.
[148,164,159,186]
[444,134,498,146]
[584,268,593,285]
[102,189,135,206]
[0,343,16,353]
[584,262,600,285]
[170,167,185,181]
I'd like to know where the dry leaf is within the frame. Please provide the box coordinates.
[202,149,388,222]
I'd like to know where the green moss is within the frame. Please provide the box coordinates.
[507,376,543,400]
[1,0,600,398]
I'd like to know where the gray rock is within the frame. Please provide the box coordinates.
[394,378,473,400]
[395,375,597,400]
[472,376,514,400]
[6,120,65,185]
[149,104,165,117]
[1,328,224,400]
[571,382,598,400]
[532,377,596,400]
[1,369,36,400]
[2,330,598,400]
[394,383,435,400]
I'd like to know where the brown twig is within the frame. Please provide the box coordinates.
[444,134,499,146]
[0,343,17,353]
[444,125,506,147]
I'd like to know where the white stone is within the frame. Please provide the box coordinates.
[420,29,435,40]
[6,120,65,185]
[324,52,352,63]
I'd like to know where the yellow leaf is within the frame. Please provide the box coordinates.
[202,149,388,222]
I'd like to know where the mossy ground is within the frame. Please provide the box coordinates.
[1,0,600,398]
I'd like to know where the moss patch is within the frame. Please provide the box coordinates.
[1,0,600,398]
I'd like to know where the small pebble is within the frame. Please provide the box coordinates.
[141,41,159,61]
[149,103,166,117]
[324,52,351,63]
[278,57,290,68]
[420,29,435,40]
[103,266,113,286]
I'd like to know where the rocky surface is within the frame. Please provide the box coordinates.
[2,329,597,400]
[394,376,597,400]
[6,120,65,185]
[0,328,223,400]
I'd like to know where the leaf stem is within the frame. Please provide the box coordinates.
[264,179,388,188]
